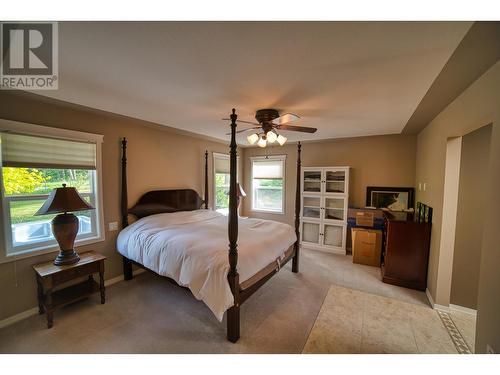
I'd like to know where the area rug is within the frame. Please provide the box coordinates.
[302,284,470,354]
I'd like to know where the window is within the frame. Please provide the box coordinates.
[0,120,104,260]
[251,155,285,213]
[213,152,239,215]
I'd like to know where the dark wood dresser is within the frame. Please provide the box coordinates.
[381,210,431,291]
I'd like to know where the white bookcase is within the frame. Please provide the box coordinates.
[300,166,350,255]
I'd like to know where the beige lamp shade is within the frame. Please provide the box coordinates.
[226,183,246,198]
[236,183,246,198]
[35,184,94,215]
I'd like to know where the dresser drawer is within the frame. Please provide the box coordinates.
[52,262,99,284]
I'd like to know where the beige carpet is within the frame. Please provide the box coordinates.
[303,285,469,354]
[0,249,432,353]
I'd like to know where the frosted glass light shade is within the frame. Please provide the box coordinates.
[266,131,277,143]
[257,136,267,148]
[247,133,259,145]
[277,134,287,146]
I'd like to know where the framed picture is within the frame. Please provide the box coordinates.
[366,186,415,211]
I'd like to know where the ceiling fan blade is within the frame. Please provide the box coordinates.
[276,124,317,133]
[225,127,260,135]
[222,118,260,125]
[272,113,300,126]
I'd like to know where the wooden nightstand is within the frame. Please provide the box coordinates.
[33,251,106,328]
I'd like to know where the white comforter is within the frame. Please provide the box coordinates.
[116,210,296,321]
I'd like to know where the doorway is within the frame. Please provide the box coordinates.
[438,124,493,352]
[449,124,492,351]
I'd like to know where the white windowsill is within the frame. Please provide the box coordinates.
[250,209,285,215]
[0,235,105,265]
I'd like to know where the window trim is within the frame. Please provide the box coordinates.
[250,154,286,215]
[0,119,105,264]
[212,152,239,213]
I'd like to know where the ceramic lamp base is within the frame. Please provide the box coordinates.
[52,213,80,266]
[53,250,80,266]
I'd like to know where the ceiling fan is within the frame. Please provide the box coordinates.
[223,109,317,147]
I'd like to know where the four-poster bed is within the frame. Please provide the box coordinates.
[118,109,302,343]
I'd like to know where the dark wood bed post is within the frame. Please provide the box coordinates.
[204,150,209,209]
[292,141,301,273]
[121,137,133,280]
[227,108,240,343]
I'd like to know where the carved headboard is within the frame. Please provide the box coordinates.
[128,189,204,219]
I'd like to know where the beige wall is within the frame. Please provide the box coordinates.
[0,92,416,323]
[2,62,498,353]
[450,125,492,310]
[415,61,500,352]
[241,134,416,225]
[0,91,240,321]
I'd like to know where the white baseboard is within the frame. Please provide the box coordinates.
[434,303,451,312]
[450,303,477,317]
[425,288,450,311]
[425,289,475,315]
[425,288,435,307]
[104,268,146,287]
[0,269,146,329]
[0,307,39,329]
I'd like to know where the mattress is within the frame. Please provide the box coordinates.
[116,209,296,321]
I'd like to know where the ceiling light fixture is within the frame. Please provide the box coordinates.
[247,131,287,147]
[277,134,287,146]
[247,133,259,145]
[266,130,277,144]
[257,135,267,148]
[226,108,317,148]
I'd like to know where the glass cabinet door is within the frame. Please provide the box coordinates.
[324,197,345,221]
[325,169,346,193]
[323,224,344,248]
[303,170,322,193]
[302,196,321,219]
[301,221,321,245]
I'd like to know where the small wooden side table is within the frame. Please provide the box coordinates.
[33,251,106,328]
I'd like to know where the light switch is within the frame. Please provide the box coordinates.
[108,222,119,231]
[423,183,427,192]
[418,182,422,191]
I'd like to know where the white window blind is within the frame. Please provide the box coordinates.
[251,156,285,213]
[1,132,97,170]
[214,155,230,174]
[252,159,283,179]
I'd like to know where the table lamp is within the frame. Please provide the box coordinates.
[236,183,246,210]
[226,183,246,210]
[35,184,94,266]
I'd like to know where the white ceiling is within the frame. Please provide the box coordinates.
[37,22,471,144]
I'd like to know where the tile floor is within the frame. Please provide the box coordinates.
[303,284,475,354]
[449,310,476,352]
